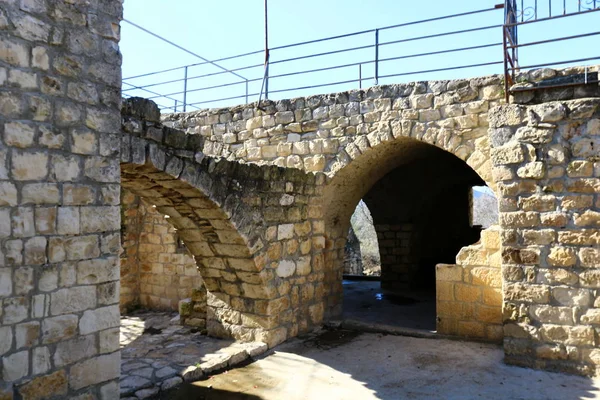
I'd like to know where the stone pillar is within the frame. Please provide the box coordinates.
[377,223,415,291]
[0,1,123,397]
[490,99,600,375]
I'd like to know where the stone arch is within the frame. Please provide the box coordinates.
[120,135,278,343]
[321,133,502,339]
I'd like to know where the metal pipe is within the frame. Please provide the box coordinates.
[374,29,379,85]
[359,64,362,89]
[122,19,248,82]
[183,66,188,112]
[264,0,270,100]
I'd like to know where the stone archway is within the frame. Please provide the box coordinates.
[320,132,502,339]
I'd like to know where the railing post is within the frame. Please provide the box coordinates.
[183,66,188,112]
[374,29,379,85]
[265,63,269,100]
[359,63,362,89]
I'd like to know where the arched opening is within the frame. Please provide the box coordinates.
[323,136,499,334]
[120,188,206,327]
[343,200,381,277]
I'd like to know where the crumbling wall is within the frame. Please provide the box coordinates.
[0,0,123,398]
[436,226,503,342]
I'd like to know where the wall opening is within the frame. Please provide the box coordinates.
[343,200,381,277]
[329,138,491,333]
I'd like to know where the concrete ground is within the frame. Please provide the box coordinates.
[161,330,600,400]
[342,279,436,331]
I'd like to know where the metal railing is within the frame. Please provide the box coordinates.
[122,1,600,111]
[503,0,600,100]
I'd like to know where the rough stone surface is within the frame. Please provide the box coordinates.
[0,0,123,397]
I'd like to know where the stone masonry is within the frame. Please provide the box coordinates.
[120,189,205,314]
[0,0,123,398]
[0,2,599,396]
[490,98,600,375]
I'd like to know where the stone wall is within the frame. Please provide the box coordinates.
[120,189,204,313]
[490,98,600,375]
[436,226,503,342]
[0,0,123,398]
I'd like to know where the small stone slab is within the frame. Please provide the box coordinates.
[120,376,152,396]
[161,376,183,391]
[156,366,177,380]
[135,386,159,399]
[130,367,154,379]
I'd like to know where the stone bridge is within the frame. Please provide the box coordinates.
[120,70,600,374]
[1,1,600,397]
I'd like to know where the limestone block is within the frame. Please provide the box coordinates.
[551,287,591,307]
[574,210,600,227]
[4,121,35,147]
[505,283,550,304]
[32,346,51,375]
[276,260,295,278]
[547,246,577,267]
[491,143,525,165]
[3,296,28,324]
[12,151,48,180]
[53,335,97,367]
[69,352,120,391]
[50,286,96,315]
[2,350,28,381]
[516,162,545,179]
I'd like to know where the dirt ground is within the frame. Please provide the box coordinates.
[159,330,600,400]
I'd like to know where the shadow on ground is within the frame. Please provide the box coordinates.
[158,329,600,400]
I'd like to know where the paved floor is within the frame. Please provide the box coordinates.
[342,280,436,331]
[119,311,266,399]
[162,330,600,400]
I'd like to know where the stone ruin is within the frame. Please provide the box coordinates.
[1,1,600,398]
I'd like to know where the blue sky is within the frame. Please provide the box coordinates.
[120,0,600,111]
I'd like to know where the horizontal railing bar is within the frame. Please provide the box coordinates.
[378,60,504,79]
[507,56,600,70]
[122,19,248,82]
[270,7,501,51]
[123,49,264,81]
[266,78,373,95]
[146,77,264,99]
[269,44,375,66]
[378,42,502,64]
[122,81,200,111]
[122,62,265,93]
[507,30,600,48]
[504,7,600,26]
[184,92,261,107]
[379,24,502,48]
[126,42,503,94]
[510,79,600,92]
[267,43,502,81]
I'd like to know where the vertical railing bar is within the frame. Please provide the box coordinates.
[174,99,178,113]
[183,66,188,112]
[359,63,362,89]
[374,28,379,85]
[245,80,249,104]
[549,0,551,17]
[579,0,582,11]
[521,0,524,21]
[564,0,567,14]
[535,0,538,19]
